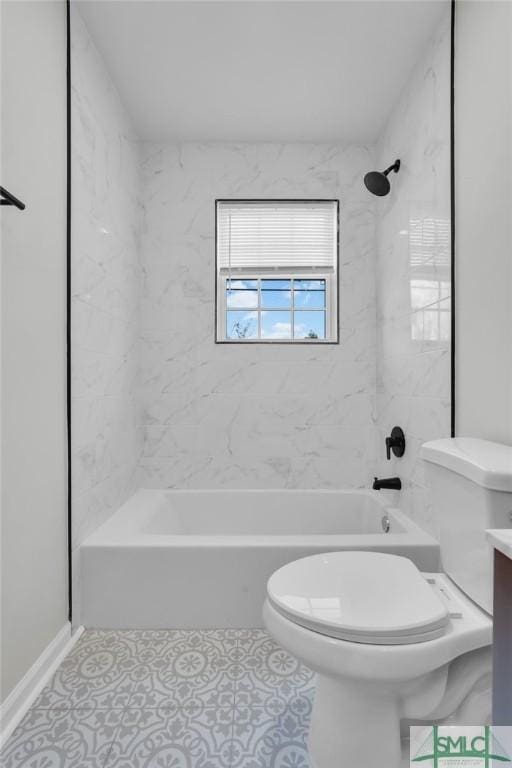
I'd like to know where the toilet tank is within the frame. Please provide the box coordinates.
[421,438,512,615]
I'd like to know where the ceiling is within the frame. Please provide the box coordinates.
[76,0,449,143]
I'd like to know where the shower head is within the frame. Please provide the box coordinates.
[364,159,401,196]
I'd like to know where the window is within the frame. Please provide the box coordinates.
[216,200,338,343]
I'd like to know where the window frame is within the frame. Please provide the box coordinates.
[215,199,340,345]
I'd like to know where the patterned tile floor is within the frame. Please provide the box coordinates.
[1,630,316,768]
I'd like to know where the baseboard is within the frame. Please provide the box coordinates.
[0,622,84,747]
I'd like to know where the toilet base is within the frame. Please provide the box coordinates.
[307,652,492,768]
[308,674,402,768]
[262,595,493,768]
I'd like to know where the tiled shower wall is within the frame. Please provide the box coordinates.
[137,144,377,489]
[374,9,452,535]
[71,7,142,551]
[71,6,451,549]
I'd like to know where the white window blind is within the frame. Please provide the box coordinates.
[217,201,337,272]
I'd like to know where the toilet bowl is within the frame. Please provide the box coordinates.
[263,438,512,768]
[264,552,492,768]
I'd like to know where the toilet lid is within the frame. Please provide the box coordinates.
[267,552,450,645]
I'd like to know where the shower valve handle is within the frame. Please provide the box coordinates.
[385,426,406,460]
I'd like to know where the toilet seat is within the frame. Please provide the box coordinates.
[267,551,450,645]
[264,572,492,684]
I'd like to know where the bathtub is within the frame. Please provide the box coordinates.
[78,489,439,628]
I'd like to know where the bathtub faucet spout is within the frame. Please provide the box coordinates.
[373,476,401,491]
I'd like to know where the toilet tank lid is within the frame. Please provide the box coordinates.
[421,438,512,492]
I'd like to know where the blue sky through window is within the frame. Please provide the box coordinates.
[294,310,325,338]
[261,311,292,339]
[226,310,258,339]
[225,278,327,340]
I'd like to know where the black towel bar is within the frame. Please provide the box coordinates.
[0,186,25,210]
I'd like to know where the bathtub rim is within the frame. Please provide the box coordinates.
[79,488,439,550]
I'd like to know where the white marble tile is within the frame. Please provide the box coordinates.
[377,349,450,400]
[136,449,373,492]
[71,6,142,553]
[72,349,137,400]
[375,7,451,530]
[72,465,138,551]
[136,141,378,488]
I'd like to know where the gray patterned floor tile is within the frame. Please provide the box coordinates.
[232,632,315,710]
[230,697,312,768]
[33,631,139,710]
[235,630,269,653]
[126,630,241,709]
[104,707,235,768]
[0,708,122,768]
[5,630,318,768]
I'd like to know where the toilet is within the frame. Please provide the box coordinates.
[263,438,512,768]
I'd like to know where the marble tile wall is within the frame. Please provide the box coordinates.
[71,6,452,543]
[137,143,378,489]
[71,7,142,550]
[374,8,452,534]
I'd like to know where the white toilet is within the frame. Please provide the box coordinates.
[263,438,512,768]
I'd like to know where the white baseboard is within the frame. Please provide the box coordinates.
[0,622,84,747]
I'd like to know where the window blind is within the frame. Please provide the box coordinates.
[217,201,337,272]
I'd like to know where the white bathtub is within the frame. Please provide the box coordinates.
[78,489,439,628]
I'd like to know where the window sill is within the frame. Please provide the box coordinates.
[215,338,340,345]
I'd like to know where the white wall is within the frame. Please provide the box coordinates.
[71,6,142,553]
[455,0,512,445]
[138,143,377,489]
[375,7,451,534]
[0,0,68,702]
